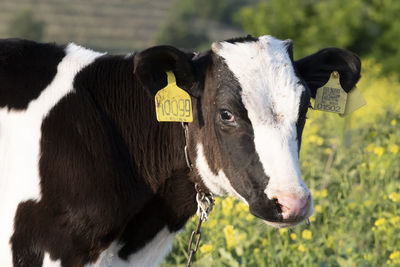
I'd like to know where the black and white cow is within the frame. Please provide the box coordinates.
[0,35,361,267]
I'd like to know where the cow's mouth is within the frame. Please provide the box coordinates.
[250,210,309,228]
[263,218,308,228]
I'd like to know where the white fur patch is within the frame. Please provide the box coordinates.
[88,227,176,267]
[214,35,310,200]
[0,43,103,267]
[195,144,247,203]
[43,253,62,267]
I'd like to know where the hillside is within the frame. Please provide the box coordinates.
[0,0,174,53]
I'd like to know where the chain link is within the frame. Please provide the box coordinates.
[186,216,203,267]
[186,184,214,267]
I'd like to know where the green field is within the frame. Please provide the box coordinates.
[163,60,400,266]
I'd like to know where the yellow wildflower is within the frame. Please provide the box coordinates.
[308,135,324,146]
[262,239,268,246]
[208,219,217,228]
[310,188,316,196]
[290,233,297,240]
[373,146,384,157]
[254,248,260,254]
[200,244,213,254]
[279,228,288,235]
[298,244,306,252]
[346,248,353,255]
[223,225,236,249]
[326,235,334,248]
[220,219,229,225]
[236,202,249,213]
[238,233,247,241]
[369,162,375,171]
[374,218,386,227]
[245,214,254,222]
[361,162,367,169]
[390,216,400,224]
[389,192,400,202]
[222,197,234,216]
[348,202,357,210]
[390,251,400,260]
[391,119,397,126]
[366,143,375,152]
[320,189,328,198]
[309,215,316,222]
[364,200,372,207]
[315,205,322,213]
[389,144,399,155]
[302,229,312,240]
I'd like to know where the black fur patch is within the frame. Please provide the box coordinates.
[0,39,65,110]
[224,35,259,44]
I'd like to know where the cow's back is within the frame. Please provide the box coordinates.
[0,40,103,266]
[0,39,66,110]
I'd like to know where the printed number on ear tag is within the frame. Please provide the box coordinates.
[155,71,193,122]
[314,71,347,114]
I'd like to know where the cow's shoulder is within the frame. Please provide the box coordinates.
[0,38,66,110]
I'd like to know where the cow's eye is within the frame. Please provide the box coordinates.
[220,109,236,124]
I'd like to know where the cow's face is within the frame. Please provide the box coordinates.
[192,36,311,227]
[134,35,361,227]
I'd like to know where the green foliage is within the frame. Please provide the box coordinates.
[156,0,255,50]
[236,0,400,75]
[8,9,45,41]
[162,61,400,266]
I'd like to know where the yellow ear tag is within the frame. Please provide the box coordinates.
[314,71,347,114]
[339,87,366,117]
[154,71,193,122]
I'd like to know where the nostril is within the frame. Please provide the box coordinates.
[275,194,310,220]
[272,197,282,213]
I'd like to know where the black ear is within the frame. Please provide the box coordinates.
[285,39,294,61]
[294,48,361,98]
[133,45,196,96]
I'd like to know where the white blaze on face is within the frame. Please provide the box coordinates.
[195,144,247,203]
[214,35,309,200]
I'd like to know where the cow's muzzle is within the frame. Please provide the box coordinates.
[248,191,313,227]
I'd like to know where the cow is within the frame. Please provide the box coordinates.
[0,35,361,267]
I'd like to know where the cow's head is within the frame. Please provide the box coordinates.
[134,35,361,227]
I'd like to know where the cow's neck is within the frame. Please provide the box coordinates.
[74,54,190,193]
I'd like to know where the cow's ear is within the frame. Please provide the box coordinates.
[294,48,361,98]
[133,45,196,96]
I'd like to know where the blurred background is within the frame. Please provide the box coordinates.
[1,0,400,76]
[1,0,399,266]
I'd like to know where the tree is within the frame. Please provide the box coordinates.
[235,0,400,75]
[8,9,45,41]
[156,0,256,50]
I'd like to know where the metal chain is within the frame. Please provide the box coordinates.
[186,216,203,267]
[182,122,193,171]
[186,184,214,267]
[181,122,214,267]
